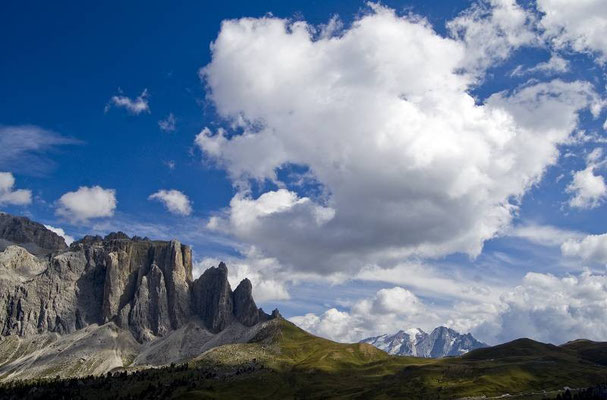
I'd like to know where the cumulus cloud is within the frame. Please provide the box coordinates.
[567,148,607,209]
[291,287,432,342]
[56,186,117,223]
[148,189,192,216]
[447,0,537,73]
[0,172,32,206]
[0,125,79,176]
[197,5,600,275]
[158,113,176,132]
[537,0,607,61]
[475,271,607,344]
[293,269,607,345]
[44,225,75,245]
[105,89,150,115]
[562,233,607,264]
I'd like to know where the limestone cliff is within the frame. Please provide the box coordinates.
[0,213,274,345]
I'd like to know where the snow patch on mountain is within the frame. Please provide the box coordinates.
[361,326,487,358]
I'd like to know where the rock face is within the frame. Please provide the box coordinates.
[233,278,265,327]
[0,213,67,256]
[0,213,274,345]
[191,263,268,333]
[361,326,487,358]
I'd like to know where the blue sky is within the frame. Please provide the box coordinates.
[2,0,607,345]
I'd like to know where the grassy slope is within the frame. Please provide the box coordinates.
[177,320,607,400]
[2,319,607,400]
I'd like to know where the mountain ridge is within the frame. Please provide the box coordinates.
[2,212,607,399]
[0,212,279,381]
[4,318,607,399]
[360,325,487,357]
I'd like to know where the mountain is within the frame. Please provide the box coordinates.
[0,213,67,256]
[2,213,607,399]
[361,326,487,357]
[3,319,607,400]
[0,213,279,381]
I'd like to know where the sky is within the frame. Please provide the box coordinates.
[2,0,607,346]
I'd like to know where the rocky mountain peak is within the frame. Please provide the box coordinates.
[0,213,67,256]
[190,262,270,333]
[234,278,263,327]
[104,231,131,241]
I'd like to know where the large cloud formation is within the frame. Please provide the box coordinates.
[197,4,601,275]
[475,271,607,344]
[294,270,607,345]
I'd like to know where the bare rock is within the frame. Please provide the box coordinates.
[191,262,234,333]
[0,213,67,256]
[233,278,262,327]
[0,212,282,374]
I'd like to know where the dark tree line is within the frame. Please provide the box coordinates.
[0,360,263,400]
[556,385,607,400]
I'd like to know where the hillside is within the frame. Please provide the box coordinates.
[3,318,607,400]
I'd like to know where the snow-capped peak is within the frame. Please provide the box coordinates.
[360,326,487,358]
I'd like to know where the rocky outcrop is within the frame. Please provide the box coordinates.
[0,213,67,256]
[191,262,234,333]
[191,263,271,333]
[233,278,263,327]
[0,214,275,345]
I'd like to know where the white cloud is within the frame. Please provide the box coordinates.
[197,5,600,275]
[0,172,32,206]
[512,54,570,76]
[538,0,607,62]
[148,189,192,216]
[158,113,177,132]
[56,186,117,223]
[0,125,78,176]
[447,0,537,74]
[105,89,150,115]
[562,233,607,264]
[356,261,502,304]
[293,269,607,345]
[209,189,334,233]
[44,225,75,245]
[474,271,607,344]
[290,286,433,342]
[529,54,569,73]
[567,148,607,209]
[507,223,583,247]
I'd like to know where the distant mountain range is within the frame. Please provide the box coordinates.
[361,326,487,357]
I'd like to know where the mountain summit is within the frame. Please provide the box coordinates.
[0,213,278,380]
[361,326,487,357]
